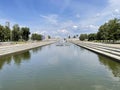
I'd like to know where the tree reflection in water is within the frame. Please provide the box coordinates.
[0,55,12,70]
[13,51,31,65]
[0,51,31,69]
[98,55,120,78]
[32,47,42,53]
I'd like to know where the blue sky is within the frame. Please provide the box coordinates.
[0,0,120,37]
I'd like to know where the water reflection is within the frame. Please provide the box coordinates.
[0,55,12,70]
[0,51,31,69]
[13,51,31,65]
[0,44,120,90]
[98,55,120,78]
[32,47,42,53]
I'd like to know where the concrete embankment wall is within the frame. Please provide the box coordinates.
[0,40,56,57]
[71,40,120,62]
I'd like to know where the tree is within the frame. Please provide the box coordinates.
[76,35,79,37]
[107,18,120,42]
[12,24,21,41]
[31,33,42,41]
[48,35,51,39]
[0,23,31,42]
[4,26,11,41]
[68,36,71,39]
[88,33,97,41]
[98,23,109,40]
[114,29,120,40]
[97,18,120,43]
[21,27,30,41]
[0,25,4,41]
[79,34,88,41]
[73,35,76,38]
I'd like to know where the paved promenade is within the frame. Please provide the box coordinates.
[70,40,120,62]
[0,40,56,57]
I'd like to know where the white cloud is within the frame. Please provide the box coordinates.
[73,25,78,29]
[88,25,99,30]
[58,29,69,34]
[109,0,120,7]
[112,9,120,17]
[114,9,120,13]
[74,0,120,28]
[39,31,48,35]
[94,13,101,18]
[0,18,24,29]
[40,14,58,25]
[91,0,120,23]
[76,24,99,33]
[18,0,120,37]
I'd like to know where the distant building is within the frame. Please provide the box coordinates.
[5,22,10,28]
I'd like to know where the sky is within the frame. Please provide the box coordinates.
[0,0,120,38]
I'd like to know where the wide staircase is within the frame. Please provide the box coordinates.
[71,41,120,61]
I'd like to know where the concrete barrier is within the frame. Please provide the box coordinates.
[0,40,56,57]
[70,40,120,62]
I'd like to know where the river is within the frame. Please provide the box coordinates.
[0,43,120,90]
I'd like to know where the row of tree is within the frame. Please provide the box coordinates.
[31,33,42,41]
[68,35,79,39]
[0,25,11,42]
[79,18,120,43]
[79,33,97,41]
[0,24,51,41]
[0,24,30,41]
[31,34,51,41]
[12,24,31,41]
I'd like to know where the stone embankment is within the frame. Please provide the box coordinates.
[0,40,56,57]
[71,40,120,62]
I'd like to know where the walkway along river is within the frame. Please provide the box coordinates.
[0,42,120,90]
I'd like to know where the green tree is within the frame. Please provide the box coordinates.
[12,24,21,41]
[98,18,120,43]
[79,34,88,41]
[31,33,42,41]
[73,35,76,38]
[21,27,30,41]
[107,18,120,42]
[76,35,79,37]
[98,23,109,40]
[68,36,71,39]
[88,33,97,41]
[48,35,51,39]
[114,29,120,40]
[0,25,4,41]
[4,26,11,41]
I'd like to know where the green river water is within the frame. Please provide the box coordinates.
[0,43,120,90]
